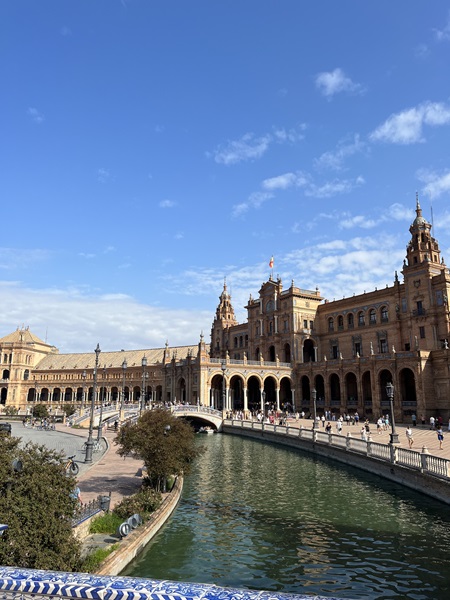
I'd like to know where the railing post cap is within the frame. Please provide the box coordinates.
[421,445,429,454]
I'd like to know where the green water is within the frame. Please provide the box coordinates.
[123,434,450,599]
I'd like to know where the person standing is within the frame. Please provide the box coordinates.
[429,416,435,430]
[437,427,444,450]
[411,413,417,427]
[405,426,414,448]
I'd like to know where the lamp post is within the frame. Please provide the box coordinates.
[81,370,87,413]
[386,382,399,444]
[97,366,106,443]
[85,343,101,464]
[141,356,147,415]
[221,360,226,411]
[120,359,127,418]
[262,390,266,417]
[312,387,317,429]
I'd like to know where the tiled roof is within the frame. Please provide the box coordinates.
[0,327,52,348]
[35,344,201,370]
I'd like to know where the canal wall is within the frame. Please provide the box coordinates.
[95,475,183,576]
[222,423,450,505]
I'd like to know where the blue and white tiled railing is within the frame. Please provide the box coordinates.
[0,567,340,600]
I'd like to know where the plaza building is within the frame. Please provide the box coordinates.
[1,198,449,422]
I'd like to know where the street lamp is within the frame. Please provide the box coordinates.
[97,366,106,443]
[141,356,147,415]
[311,387,317,429]
[85,343,101,464]
[221,360,226,411]
[81,370,87,412]
[386,382,399,444]
[262,390,266,417]
[120,359,127,418]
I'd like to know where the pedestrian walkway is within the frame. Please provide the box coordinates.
[289,418,450,459]
[10,421,143,508]
[54,425,144,508]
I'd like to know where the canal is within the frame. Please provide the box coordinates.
[123,433,450,599]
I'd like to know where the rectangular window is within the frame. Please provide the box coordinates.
[401,298,407,313]
[380,339,388,353]
[436,290,443,306]
[303,320,308,329]
[354,342,361,356]
[419,326,426,339]
[331,345,338,359]
[310,320,314,329]
[417,301,424,315]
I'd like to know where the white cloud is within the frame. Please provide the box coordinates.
[417,168,450,198]
[97,168,110,183]
[262,172,306,191]
[315,134,365,171]
[27,107,45,124]
[315,68,364,99]
[434,12,450,41]
[0,282,210,353]
[0,248,49,270]
[159,199,177,208]
[210,125,305,166]
[304,175,365,198]
[212,133,271,165]
[370,101,450,144]
[232,191,273,218]
[339,215,378,230]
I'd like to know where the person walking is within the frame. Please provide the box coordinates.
[405,426,414,448]
[437,427,444,450]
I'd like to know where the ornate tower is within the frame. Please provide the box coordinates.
[210,280,238,359]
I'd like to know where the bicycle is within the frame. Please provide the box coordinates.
[81,440,102,453]
[65,455,80,476]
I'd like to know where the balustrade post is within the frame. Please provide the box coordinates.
[346,432,351,451]
[390,443,398,464]
[420,446,429,473]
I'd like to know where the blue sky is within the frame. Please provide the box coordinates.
[1,1,450,354]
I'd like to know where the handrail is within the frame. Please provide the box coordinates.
[223,419,450,483]
[0,567,323,600]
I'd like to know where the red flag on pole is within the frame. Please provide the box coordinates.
[269,256,274,268]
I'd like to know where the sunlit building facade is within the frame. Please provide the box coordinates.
[1,199,449,422]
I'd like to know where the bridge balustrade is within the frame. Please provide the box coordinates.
[224,419,450,483]
[0,567,327,600]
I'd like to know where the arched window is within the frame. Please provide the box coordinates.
[348,313,354,328]
[381,306,388,322]
[358,311,365,326]
[337,315,344,330]
[369,309,376,325]
[328,317,334,332]
[24,369,30,380]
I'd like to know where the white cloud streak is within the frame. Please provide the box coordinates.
[315,68,365,99]
[370,101,450,144]
[27,107,45,124]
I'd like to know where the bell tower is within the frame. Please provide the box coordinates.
[210,279,238,358]
[403,194,443,275]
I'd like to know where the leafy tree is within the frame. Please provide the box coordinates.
[31,403,49,419]
[4,406,18,416]
[0,436,82,570]
[63,404,76,418]
[115,409,204,492]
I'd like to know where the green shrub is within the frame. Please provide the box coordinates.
[89,512,123,534]
[113,487,162,521]
[80,544,119,573]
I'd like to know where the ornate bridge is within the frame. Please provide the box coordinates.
[170,405,224,431]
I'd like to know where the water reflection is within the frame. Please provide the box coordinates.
[123,434,450,599]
